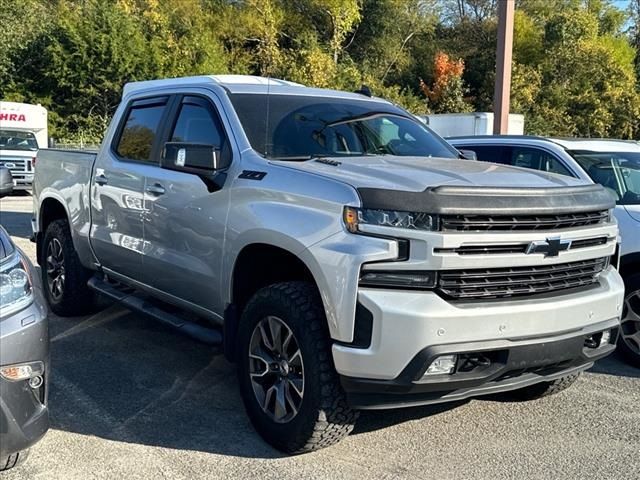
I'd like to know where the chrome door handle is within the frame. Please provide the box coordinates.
[145,183,165,196]
[95,174,108,186]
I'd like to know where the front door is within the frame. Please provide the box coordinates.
[90,96,170,280]
[140,94,232,315]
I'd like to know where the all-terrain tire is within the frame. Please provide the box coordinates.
[41,219,95,316]
[0,450,29,471]
[237,281,358,454]
[619,274,640,368]
[508,373,580,401]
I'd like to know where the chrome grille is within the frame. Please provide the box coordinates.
[436,237,609,256]
[440,211,609,231]
[438,257,607,299]
[0,157,27,177]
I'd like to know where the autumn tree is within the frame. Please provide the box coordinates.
[420,52,473,113]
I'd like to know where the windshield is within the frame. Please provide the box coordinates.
[568,150,640,205]
[0,129,38,151]
[228,93,458,160]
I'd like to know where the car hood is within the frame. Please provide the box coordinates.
[273,156,586,191]
[272,156,613,215]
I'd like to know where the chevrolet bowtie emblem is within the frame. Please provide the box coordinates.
[526,237,572,257]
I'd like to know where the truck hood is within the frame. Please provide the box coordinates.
[272,155,586,191]
[0,149,38,158]
[273,156,614,215]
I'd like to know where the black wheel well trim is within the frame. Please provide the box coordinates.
[225,243,319,362]
[37,198,70,265]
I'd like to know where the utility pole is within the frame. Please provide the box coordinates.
[493,0,515,134]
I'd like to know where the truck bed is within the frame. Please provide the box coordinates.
[34,148,98,263]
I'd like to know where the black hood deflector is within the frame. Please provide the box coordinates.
[357,184,615,215]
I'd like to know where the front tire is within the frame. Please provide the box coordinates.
[619,274,640,368]
[507,373,580,401]
[237,282,358,454]
[42,219,95,316]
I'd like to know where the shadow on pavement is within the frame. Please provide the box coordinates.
[48,304,285,459]
[46,302,457,459]
[354,402,464,435]
[0,211,33,239]
[588,355,640,378]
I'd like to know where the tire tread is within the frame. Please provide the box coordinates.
[239,281,358,454]
[42,219,95,316]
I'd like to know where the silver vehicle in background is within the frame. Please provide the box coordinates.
[0,226,49,471]
[449,136,640,367]
[0,166,13,197]
[32,76,624,453]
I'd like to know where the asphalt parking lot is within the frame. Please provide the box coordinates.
[1,193,639,480]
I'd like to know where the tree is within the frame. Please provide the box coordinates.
[311,0,361,63]
[420,52,473,113]
[513,5,640,138]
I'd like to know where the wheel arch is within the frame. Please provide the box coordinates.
[225,242,321,362]
[37,195,71,266]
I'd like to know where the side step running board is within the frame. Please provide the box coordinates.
[88,276,223,346]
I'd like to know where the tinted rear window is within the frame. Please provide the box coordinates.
[116,100,167,162]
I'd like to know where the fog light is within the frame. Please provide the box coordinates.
[600,329,611,347]
[0,361,44,382]
[425,355,457,375]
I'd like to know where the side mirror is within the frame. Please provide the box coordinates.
[161,142,222,175]
[458,149,477,161]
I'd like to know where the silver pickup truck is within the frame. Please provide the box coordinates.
[33,75,624,453]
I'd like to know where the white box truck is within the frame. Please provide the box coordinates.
[420,112,524,138]
[0,101,48,191]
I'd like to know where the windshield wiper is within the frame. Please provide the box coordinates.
[327,111,408,128]
[269,152,382,161]
[269,154,328,161]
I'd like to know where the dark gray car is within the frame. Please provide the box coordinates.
[0,166,12,197]
[0,225,49,471]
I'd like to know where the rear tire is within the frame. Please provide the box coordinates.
[507,373,580,401]
[0,450,29,471]
[237,281,358,454]
[618,274,640,368]
[41,219,96,316]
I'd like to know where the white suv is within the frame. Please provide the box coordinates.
[449,136,640,367]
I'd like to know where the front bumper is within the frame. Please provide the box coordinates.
[341,326,616,409]
[333,266,624,408]
[0,298,49,460]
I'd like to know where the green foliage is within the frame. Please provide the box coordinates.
[2,0,640,140]
[514,1,639,138]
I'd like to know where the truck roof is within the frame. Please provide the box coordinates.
[122,75,387,103]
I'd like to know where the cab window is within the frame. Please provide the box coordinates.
[170,102,224,146]
[115,97,168,162]
[169,97,231,165]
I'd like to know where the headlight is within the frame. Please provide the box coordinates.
[0,255,34,318]
[360,270,437,289]
[344,206,437,233]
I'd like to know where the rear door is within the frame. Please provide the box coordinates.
[139,92,233,315]
[90,96,171,280]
